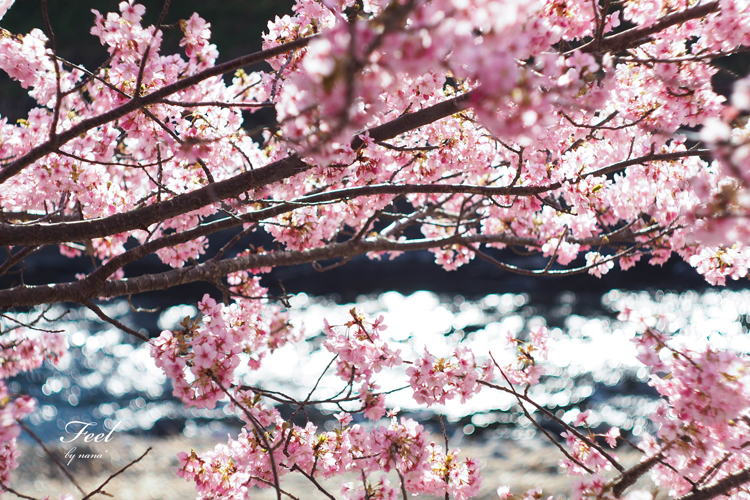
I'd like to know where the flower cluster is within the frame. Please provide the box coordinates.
[408,444,482,500]
[323,309,402,383]
[0,328,67,489]
[0,438,18,488]
[407,346,492,406]
[500,326,550,386]
[342,477,399,500]
[632,327,750,496]
[176,411,480,500]
[0,331,67,378]
[151,293,296,408]
[558,429,615,477]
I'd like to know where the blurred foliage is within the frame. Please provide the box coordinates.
[0,1,747,125]
[0,0,295,121]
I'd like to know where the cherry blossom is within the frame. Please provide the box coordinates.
[407,346,491,406]
[2,0,750,499]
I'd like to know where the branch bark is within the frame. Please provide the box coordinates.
[0,226,655,309]
[0,138,706,248]
[0,36,314,184]
[676,467,750,500]
[581,1,720,54]
[0,92,473,247]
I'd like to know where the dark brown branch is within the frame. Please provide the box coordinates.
[234,383,408,407]
[376,141,442,152]
[160,99,274,108]
[491,356,594,475]
[83,301,150,342]
[0,148,709,248]
[584,149,710,179]
[1,309,65,334]
[291,465,338,500]
[1,486,41,500]
[41,0,62,139]
[580,1,720,54]
[0,234,467,308]
[0,154,309,247]
[0,226,645,309]
[614,46,750,63]
[0,35,314,184]
[351,91,473,150]
[562,109,656,131]
[612,453,664,497]
[479,379,625,473]
[0,147,698,309]
[55,148,177,169]
[467,221,675,278]
[245,476,301,500]
[393,460,409,500]
[0,211,79,223]
[0,246,39,278]
[211,376,283,500]
[675,467,750,500]
[0,91,475,248]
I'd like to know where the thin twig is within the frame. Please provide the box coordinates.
[1,486,41,500]
[541,226,569,273]
[41,0,62,139]
[211,224,258,262]
[211,376,283,500]
[81,448,152,500]
[480,375,625,473]
[489,356,595,474]
[290,465,338,500]
[246,476,301,500]
[19,421,86,496]
[84,301,150,342]
[392,450,409,500]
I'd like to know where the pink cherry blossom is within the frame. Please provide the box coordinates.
[3,0,750,498]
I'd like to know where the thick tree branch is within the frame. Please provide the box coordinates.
[351,91,473,150]
[0,153,309,247]
[266,148,711,204]
[0,93,470,246]
[0,226,655,309]
[0,91,473,247]
[0,139,708,248]
[612,453,664,497]
[580,1,720,54]
[0,35,314,184]
[675,467,750,500]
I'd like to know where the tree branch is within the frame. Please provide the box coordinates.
[0,226,651,309]
[83,301,150,342]
[80,448,152,500]
[18,421,86,496]
[0,92,474,247]
[580,1,720,54]
[0,144,708,248]
[675,467,750,500]
[0,36,314,184]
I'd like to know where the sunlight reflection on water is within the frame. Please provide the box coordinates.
[16,288,750,441]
